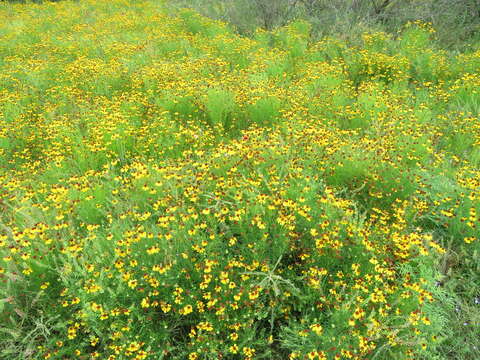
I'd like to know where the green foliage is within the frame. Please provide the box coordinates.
[204,88,236,133]
[1,2,480,360]
[247,96,281,127]
[169,0,480,50]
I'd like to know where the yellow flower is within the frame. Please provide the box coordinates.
[464,236,475,243]
[248,287,261,300]
[229,344,238,354]
[242,347,255,357]
[126,341,141,353]
[310,323,323,336]
[141,298,150,308]
[181,304,193,315]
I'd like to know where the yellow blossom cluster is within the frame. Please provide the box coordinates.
[0,1,479,359]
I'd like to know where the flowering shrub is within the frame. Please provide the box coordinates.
[0,1,479,359]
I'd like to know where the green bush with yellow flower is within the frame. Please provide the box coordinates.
[0,1,479,359]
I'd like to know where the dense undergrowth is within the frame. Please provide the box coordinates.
[0,0,479,359]
[167,0,480,51]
